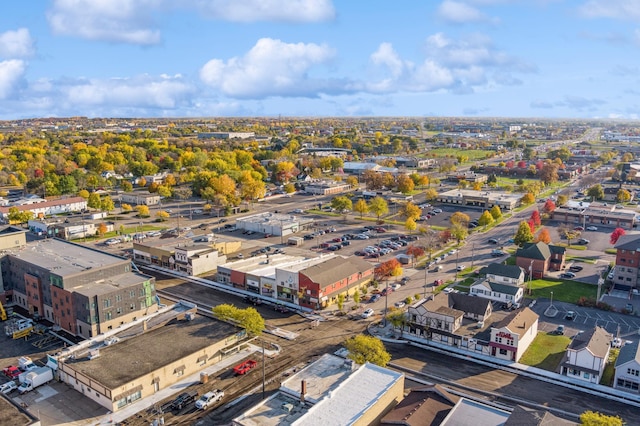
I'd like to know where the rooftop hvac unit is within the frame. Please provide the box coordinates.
[185,312,196,321]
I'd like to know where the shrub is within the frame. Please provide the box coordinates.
[596,302,613,311]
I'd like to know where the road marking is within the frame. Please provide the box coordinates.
[618,317,629,327]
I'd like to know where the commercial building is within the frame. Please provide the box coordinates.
[232,353,404,426]
[515,242,566,278]
[303,180,352,196]
[0,196,87,221]
[132,237,235,276]
[612,233,640,291]
[488,308,538,362]
[58,304,241,412]
[235,212,314,238]
[552,203,636,230]
[437,189,521,211]
[1,236,157,338]
[118,192,161,206]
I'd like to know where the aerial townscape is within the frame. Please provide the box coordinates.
[2,2,640,426]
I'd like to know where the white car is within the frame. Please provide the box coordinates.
[391,283,402,290]
[586,226,598,231]
[456,265,466,271]
[0,381,17,395]
[443,288,454,294]
[394,301,406,308]
[361,308,375,318]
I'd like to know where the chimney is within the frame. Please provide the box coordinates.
[142,320,148,332]
[300,380,306,403]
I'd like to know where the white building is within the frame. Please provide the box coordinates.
[614,340,640,394]
[561,326,611,384]
[488,308,538,362]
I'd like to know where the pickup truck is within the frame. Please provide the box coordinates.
[171,390,199,411]
[195,389,224,409]
[233,360,257,375]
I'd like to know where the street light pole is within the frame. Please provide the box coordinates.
[471,243,475,268]
[423,265,429,299]
[550,291,554,308]
[529,260,534,295]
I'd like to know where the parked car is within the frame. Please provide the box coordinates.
[391,283,402,290]
[442,287,454,294]
[574,226,584,231]
[195,390,224,409]
[586,226,598,231]
[362,308,375,318]
[576,238,590,245]
[433,279,444,286]
[560,271,576,279]
[565,311,576,321]
[550,325,565,335]
[569,265,583,272]
[3,366,20,379]
[233,360,258,375]
[369,294,381,303]
[0,381,18,395]
[488,238,499,244]
[394,301,406,308]
[456,265,466,271]
[171,391,199,411]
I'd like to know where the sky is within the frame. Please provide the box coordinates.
[1,0,640,120]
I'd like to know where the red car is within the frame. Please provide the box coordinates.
[3,366,20,379]
[433,279,444,286]
[574,226,584,231]
[233,360,257,375]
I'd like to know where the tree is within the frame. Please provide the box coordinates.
[535,228,552,244]
[97,223,107,236]
[539,161,559,185]
[514,221,534,247]
[530,210,541,227]
[337,294,345,312]
[405,217,417,234]
[343,335,391,367]
[424,188,438,200]
[490,205,502,220]
[557,194,569,206]
[401,202,421,221]
[212,304,264,337]
[616,188,631,203]
[450,212,470,227]
[579,411,623,426]
[542,199,556,214]
[353,290,361,306]
[331,196,353,214]
[354,198,369,218]
[136,205,150,217]
[87,192,101,210]
[156,210,170,221]
[520,193,535,205]
[346,176,359,189]
[477,210,494,228]
[137,177,147,188]
[450,224,468,244]
[368,197,389,222]
[386,310,407,336]
[100,195,115,213]
[586,184,604,200]
[610,228,626,245]
[565,229,581,247]
[396,174,415,193]
[121,203,132,212]
[78,189,90,199]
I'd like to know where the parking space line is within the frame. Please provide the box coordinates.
[595,313,605,320]
[618,317,629,327]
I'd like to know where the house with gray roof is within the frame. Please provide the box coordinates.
[614,340,640,394]
[483,263,526,286]
[448,292,493,321]
[505,406,578,426]
[515,242,566,277]
[560,326,612,383]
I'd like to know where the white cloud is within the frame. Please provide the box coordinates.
[0,29,35,59]
[47,0,161,45]
[194,0,336,23]
[437,0,499,24]
[0,60,26,99]
[64,74,195,108]
[200,38,342,98]
[367,33,533,95]
[578,0,640,22]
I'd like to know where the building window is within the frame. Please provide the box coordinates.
[499,348,507,355]
[583,372,590,379]
[628,368,640,376]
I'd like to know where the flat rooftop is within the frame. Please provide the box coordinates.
[439,188,522,202]
[71,271,153,295]
[0,397,37,426]
[9,238,127,276]
[220,254,336,275]
[64,313,236,389]
[237,212,301,226]
[442,398,510,425]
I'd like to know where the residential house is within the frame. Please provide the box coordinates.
[448,292,493,321]
[560,326,611,384]
[613,233,640,291]
[505,406,578,426]
[0,196,87,221]
[489,308,539,362]
[484,263,526,286]
[515,242,566,278]
[614,340,640,394]
[470,281,524,306]
[406,292,464,341]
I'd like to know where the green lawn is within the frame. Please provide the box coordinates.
[600,349,620,386]
[428,148,494,162]
[528,279,597,304]
[519,332,571,371]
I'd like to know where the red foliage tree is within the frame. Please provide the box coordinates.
[610,228,626,245]
[527,219,535,233]
[505,160,515,168]
[517,160,527,168]
[439,229,452,244]
[406,245,425,259]
[535,228,552,244]
[374,258,401,280]
[542,199,556,214]
[535,160,544,170]
[530,210,541,227]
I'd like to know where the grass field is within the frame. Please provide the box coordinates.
[529,279,597,303]
[519,332,571,371]
[428,148,494,162]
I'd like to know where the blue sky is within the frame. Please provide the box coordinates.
[1,0,639,120]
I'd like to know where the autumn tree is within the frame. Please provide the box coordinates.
[542,199,556,214]
[100,195,115,213]
[156,210,170,221]
[520,193,535,205]
[368,197,389,222]
[424,188,438,200]
[396,174,415,193]
[514,221,534,247]
[565,229,581,247]
[450,223,468,244]
[135,205,150,217]
[212,304,264,337]
[87,192,101,210]
[404,217,417,234]
[535,228,552,244]
[344,335,391,367]
[406,245,425,264]
[539,161,559,185]
[477,210,494,228]
[121,203,132,213]
[401,202,421,221]
[354,198,369,218]
[586,184,604,200]
[530,210,541,227]
[78,189,90,199]
[490,205,502,220]
[610,228,626,245]
[616,188,631,203]
[556,194,568,206]
[579,410,623,426]
[97,223,107,236]
[450,212,470,227]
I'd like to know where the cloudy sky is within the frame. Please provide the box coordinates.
[1,0,639,120]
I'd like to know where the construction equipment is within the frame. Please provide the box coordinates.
[0,302,6,321]
[13,326,34,339]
